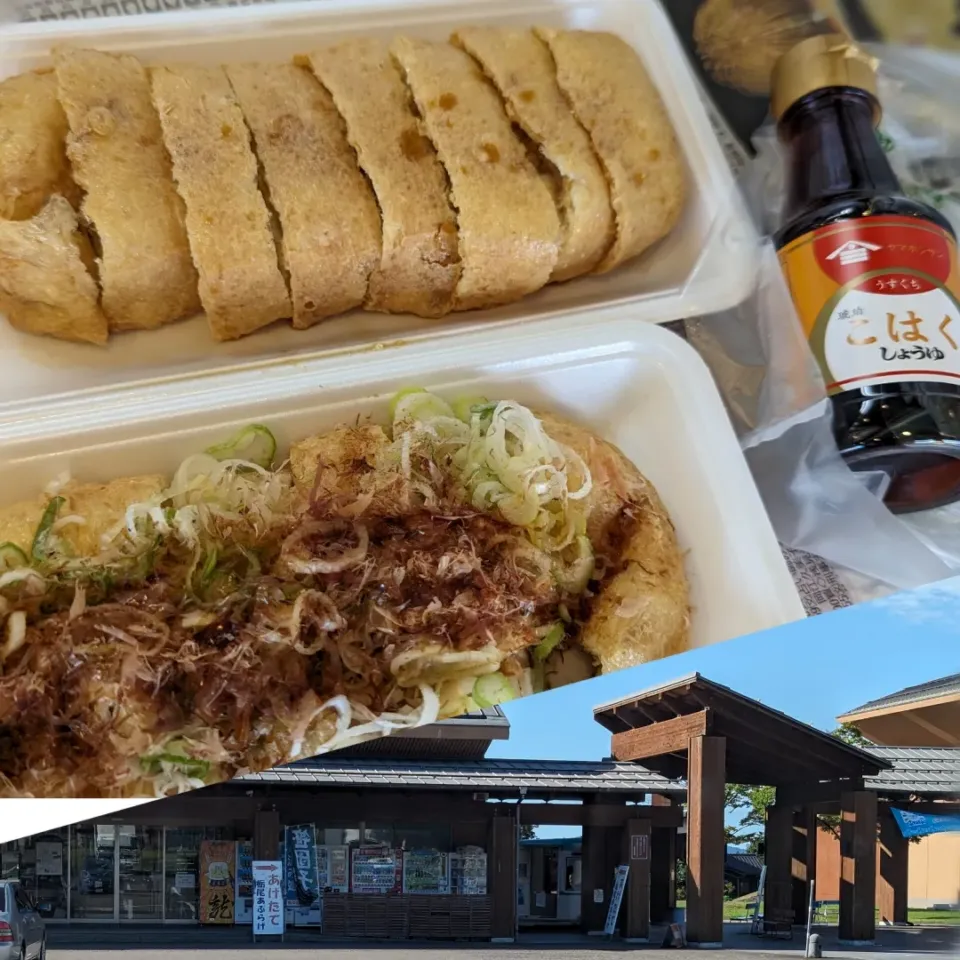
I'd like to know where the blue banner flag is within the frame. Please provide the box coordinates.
[891,808,960,839]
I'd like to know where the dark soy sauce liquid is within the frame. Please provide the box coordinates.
[775,87,960,513]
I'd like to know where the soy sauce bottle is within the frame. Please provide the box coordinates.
[773,35,960,513]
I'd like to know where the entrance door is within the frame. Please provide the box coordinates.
[117,826,163,921]
[69,825,163,921]
[69,826,115,919]
[529,848,559,919]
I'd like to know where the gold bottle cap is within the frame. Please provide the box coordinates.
[771,34,880,122]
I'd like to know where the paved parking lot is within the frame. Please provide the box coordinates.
[45,923,957,959]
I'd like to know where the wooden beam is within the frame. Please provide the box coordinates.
[839,790,878,944]
[702,691,879,780]
[712,709,857,784]
[611,710,709,762]
[878,805,908,925]
[686,736,726,946]
[518,803,682,828]
[776,778,865,808]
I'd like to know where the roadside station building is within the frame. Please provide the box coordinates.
[1,675,955,945]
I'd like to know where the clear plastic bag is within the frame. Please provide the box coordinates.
[687,46,960,600]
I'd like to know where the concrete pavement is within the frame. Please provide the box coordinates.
[43,921,957,959]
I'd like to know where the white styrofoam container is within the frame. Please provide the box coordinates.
[0,0,758,411]
[0,312,804,651]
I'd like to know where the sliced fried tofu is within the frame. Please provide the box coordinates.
[0,475,166,557]
[453,28,613,282]
[536,411,690,674]
[226,62,381,329]
[308,40,460,318]
[534,29,686,273]
[0,70,78,221]
[0,196,108,346]
[54,47,200,332]
[391,37,560,311]
[150,64,291,341]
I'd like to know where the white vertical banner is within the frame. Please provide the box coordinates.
[603,865,630,937]
[252,861,284,937]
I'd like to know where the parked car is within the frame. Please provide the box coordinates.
[0,882,45,960]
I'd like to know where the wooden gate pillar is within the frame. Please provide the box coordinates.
[764,804,794,921]
[622,817,652,940]
[878,804,909,925]
[685,735,726,946]
[490,811,518,941]
[839,790,878,944]
[792,806,818,923]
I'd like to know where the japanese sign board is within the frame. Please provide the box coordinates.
[603,865,630,937]
[252,861,284,936]
[283,824,321,926]
[630,833,650,861]
[235,841,253,924]
[199,840,235,925]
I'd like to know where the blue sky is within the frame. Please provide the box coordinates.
[487,578,960,838]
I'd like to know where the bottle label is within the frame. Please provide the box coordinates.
[778,215,960,396]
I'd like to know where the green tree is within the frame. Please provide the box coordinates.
[830,722,875,748]
[817,724,876,838]
[724,783,775,852]
[519,823,536,841]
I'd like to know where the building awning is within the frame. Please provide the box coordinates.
[865,746,960,798]
[593,673,890,786]
[838,674,960,747]
[239,756,686,800]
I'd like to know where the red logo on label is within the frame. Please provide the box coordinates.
[813,216,952,292]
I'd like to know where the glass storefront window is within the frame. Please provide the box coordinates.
[365,824,451,851]
[71,825,116,919]
[319,827,360,846]
[164,827,231,922]
[118,826,162,920]
[0,829,68,919]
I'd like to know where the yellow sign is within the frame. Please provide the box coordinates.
[199,841,236,925]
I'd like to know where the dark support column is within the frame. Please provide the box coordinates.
[622,818,652,941]
[878,805,909,925]
[253,807,279,860]
[792,807,818,924]
[580,813,603,933]
[839,790,878,944]
[490,811,518,941]
[650,796,677,924]
[686,735,726,946]
[764,805,794,921]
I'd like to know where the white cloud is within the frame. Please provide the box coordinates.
[871,577,960,628]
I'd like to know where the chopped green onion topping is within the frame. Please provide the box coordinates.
[198,548,219,590]
[0,543,29,571]
[391,389,455,429]
[388,386,428,421]
[141,752,210,778]
[451,395,489,423]
[31,496,65,564]
[205,424,277,469]
[472,671,516,708]
[534,623,565,662]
